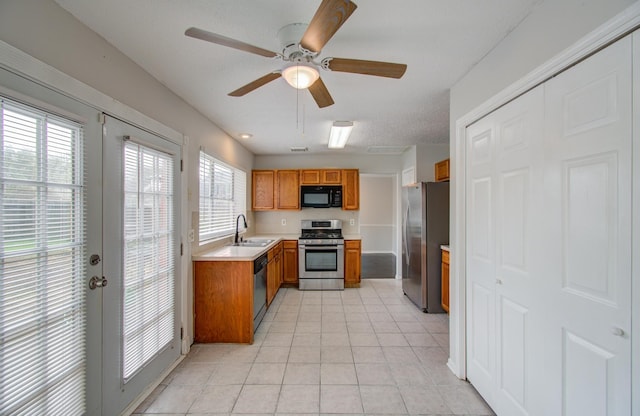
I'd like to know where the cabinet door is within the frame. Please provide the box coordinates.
[276,170,300,210]
[441,250,450,312]
[252,170,275,210]
[282,240,298,284]
[322,169,342,184]
[341,169,359,210]
[300,169,321,184]
[435,158,450,182]
[344,240,361,287]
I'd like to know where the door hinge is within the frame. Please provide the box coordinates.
[180,159,183,172]
[180,327,184,340]
[180,243,183,256]
[98,113,106,125]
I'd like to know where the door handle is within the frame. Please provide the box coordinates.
[611,327,625,337]
[89,276,108,290]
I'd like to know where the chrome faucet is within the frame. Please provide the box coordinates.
[234,214,247,244]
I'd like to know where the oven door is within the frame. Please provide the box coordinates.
[298,244,344,287]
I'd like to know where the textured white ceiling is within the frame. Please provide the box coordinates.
[54,0,539,155]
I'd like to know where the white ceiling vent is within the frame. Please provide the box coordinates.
[367,146,408,154]
[290,146,309,152]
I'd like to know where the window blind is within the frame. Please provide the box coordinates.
[199,151,246,242]
[122,141,175,382]
[0,98,86,415]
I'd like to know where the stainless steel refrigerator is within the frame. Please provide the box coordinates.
[401,182,450,312]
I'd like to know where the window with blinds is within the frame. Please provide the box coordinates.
[122,141,175,382]
[199,151,246,242]
[0,98,86,415]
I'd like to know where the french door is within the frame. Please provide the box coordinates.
[101,115,182,415]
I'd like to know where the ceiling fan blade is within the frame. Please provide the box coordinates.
[228,72,282,97]
[300,0,357,54]
[185,27,279,58]
[308,77,335,108]
[324,57,407,78]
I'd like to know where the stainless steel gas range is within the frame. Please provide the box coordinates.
[298,219,344,290]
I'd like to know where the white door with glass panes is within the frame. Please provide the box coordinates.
[0,87,101,414]
[102,115,182,415]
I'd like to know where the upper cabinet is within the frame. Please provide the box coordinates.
[300,169,342,185]
[252,170,299,211]
[252,170,275,210]
[341,169,359,210]
[435,158,450,182]
[275,170,300,210]
[252,168,358,211]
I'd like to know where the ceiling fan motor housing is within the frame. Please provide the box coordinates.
[277,23,315,59]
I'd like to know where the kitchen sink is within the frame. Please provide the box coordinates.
[229,238,274,247]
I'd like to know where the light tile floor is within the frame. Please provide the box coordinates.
[134,279,494,415]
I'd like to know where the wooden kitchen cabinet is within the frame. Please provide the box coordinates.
[194,261,254,343]
[435,158,450,182]
[441,248,450,313]
[266,242,282,307]
[300,169,342,185]
[341,169,359,210]
[276,170,300,210]
[282,240,298,285]
[252,170,275,210]
[252,170,300,211]
[344,239,361,288]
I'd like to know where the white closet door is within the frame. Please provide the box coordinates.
[541,35,632,415]
[466,85,544,414]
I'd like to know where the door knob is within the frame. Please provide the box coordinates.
[89,276,108,290]
[611,327,625,337]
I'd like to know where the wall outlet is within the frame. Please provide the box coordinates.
[281,218,287,226]
[349,219,355,226]
[188,229,195,242]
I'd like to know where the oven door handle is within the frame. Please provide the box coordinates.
[299,245,343,250]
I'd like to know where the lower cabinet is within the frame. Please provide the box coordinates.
[344,239,361,288]
[282,240,298,285]
[193,261,254,344]
[267,242,282,306]
[441,249,450,313]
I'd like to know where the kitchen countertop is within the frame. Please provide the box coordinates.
[193,233,362,262]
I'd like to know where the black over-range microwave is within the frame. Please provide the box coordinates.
[300,185,342,208]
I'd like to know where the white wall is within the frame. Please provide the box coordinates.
[0,0,255,351]
[448,0,637,381]
[401,144,449,184]
[359,174,396,254]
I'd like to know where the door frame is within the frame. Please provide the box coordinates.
[450,2,640,411]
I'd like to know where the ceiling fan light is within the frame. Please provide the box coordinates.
[328,121,354,149]
[282,64,320,89]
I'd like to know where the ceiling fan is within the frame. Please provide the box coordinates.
[184,0,407,108]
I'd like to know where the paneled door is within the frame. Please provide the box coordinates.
[102,116,182,415]
[465,84,544,414]
[465,32,633,415]
[539,34,632,415]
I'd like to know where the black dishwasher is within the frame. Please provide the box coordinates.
[253,253,268,331]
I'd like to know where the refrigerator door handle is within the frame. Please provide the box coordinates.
[403,205,410,265]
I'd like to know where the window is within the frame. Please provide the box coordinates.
[199,151,246,242]
[0,98,86,414]
[122,141,175,381]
